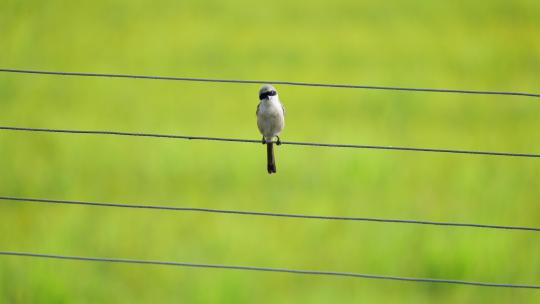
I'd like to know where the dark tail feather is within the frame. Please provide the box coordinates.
[267,142,276,174]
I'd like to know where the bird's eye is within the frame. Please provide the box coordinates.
[259,90,276,99]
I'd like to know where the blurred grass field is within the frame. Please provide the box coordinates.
[1,0,539,302]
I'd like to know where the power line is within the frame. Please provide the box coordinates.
[1,125,539,158]
[1,196,538,232]
[1,68,539,98]
[0,251,538,289]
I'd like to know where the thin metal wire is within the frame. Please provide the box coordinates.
[1,68,539,98]
[1,196,538,231]
[1,125,539,158]
[0,251,538,289]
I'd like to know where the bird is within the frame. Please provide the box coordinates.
[256,84,285,174]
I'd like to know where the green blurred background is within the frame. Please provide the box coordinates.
[1,0,539,302]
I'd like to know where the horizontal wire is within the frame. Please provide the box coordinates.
[1,196,538,231]
[1,68,539,98]
[1,125,539,158]
[0,251,538,289]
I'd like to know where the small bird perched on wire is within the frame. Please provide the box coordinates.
[256,84,285,174]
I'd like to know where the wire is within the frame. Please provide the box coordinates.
[0,251,538,289]
[1,196,538,231]
[1,68,539,98]
[1,125,539,158]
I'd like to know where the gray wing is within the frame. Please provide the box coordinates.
[256,102,261,115]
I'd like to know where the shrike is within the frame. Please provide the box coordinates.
[256,84,285,174]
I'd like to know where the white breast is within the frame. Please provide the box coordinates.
[257,97,285,139]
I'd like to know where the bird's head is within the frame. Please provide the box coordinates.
[259,84,278,100]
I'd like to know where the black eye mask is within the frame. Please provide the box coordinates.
[259,90,277,100]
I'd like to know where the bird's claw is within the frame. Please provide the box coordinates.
[276,136,282,146]
[261,137,266,145]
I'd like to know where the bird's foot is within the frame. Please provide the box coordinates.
[261,137,266,145]
[276,136,282,146]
